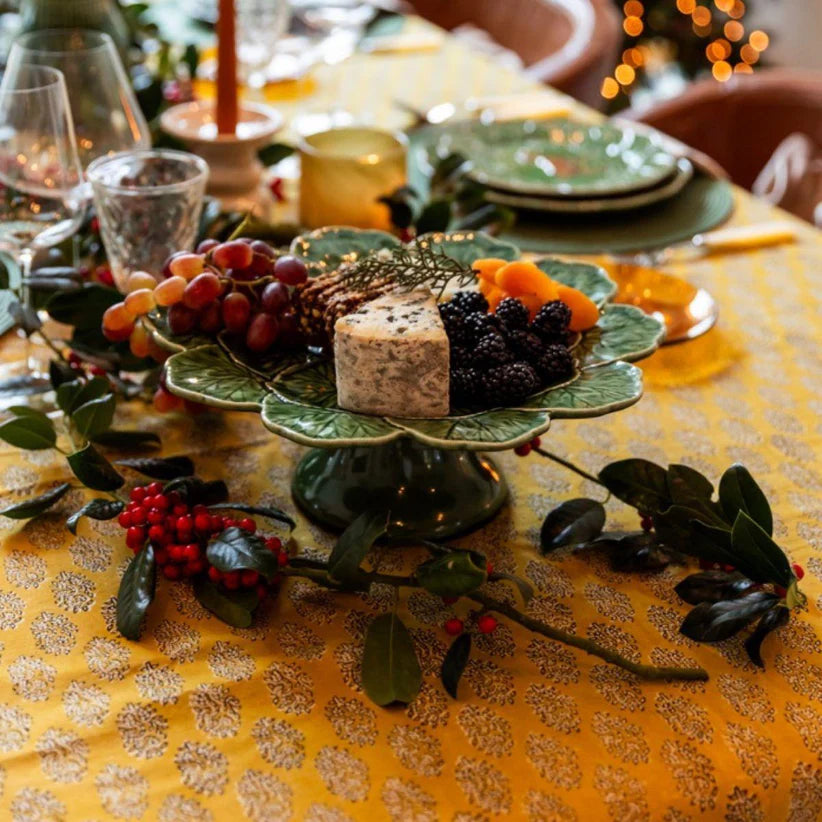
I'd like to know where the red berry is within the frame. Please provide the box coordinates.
[126,527,145,549]
[169,544,187,563]
[162,564,182,580]
[442,595,458,605]
[168,492,182,506]
[147,482,163,496]
[173,504,188,517]
[239,517,256,533]
[530,436,541,448]
[176,516,193,532]
[186,559,205,576]
[722,563,736,572]
[153,494,169,510]
[640,515,654,532]
[256,583,269,600]
[117,512,132,528]
[148,525,166,543]
[477,614,498,634]
[147,509,165,525]
[209,515,223,532]
[223,571,241,590]
[444,618,464,636]
[277,551,289,567]
[130,507,147,526]
[183,543,201,562]
[130,487,146,503]
[775,584,787,598]
[154,547,169,565]
[792,563,805,580]
[194,513,212,532]
[514,443,531,457]
[240,569,259,587]
[208,566,222,582]
[486,562,494,576]
[266,537,282,552]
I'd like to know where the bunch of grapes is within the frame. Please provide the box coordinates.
[101,237,309,359]
[118,481,289,598]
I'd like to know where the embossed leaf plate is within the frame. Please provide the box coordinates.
[155,229,664,451]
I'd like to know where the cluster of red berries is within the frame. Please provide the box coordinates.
[442,560,498,636]
[514,436,542,457]
[117,483,288,598]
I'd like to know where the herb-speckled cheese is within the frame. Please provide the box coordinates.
[334,290,450,418]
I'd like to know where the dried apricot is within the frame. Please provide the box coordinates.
[556,284,599,331]
[485,285,507,311]
[472,258,508,283]
[495,261,558,302]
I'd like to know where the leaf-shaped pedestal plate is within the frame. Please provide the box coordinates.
[158,229,664,538]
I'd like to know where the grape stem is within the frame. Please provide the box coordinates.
[281,565,709,682]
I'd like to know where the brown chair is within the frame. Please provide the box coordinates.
[623,69,822,191]
[407,0,622,109]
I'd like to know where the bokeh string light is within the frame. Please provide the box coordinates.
[602,0,770,101]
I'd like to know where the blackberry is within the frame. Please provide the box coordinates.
[450,345,470,368]
[507,329,544,362]
[450,367,482,407]
[450,290,488,315]
[474,333,514,368]
[532,300,572,341]
[482,362,539,407]
[535,344,575,385]
[441,312,471,349]
[463,311,500,343]
[494,297,529,330]
[438,301,465,324]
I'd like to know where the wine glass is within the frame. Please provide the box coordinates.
[0,64,85,399]
[236,0,292,88]
[6,29,151,170]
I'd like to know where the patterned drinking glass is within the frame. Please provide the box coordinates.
[86,149,208,290]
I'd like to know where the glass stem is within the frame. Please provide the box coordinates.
[18,248,35,374]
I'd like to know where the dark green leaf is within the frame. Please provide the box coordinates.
[163,477,228,505]
[674,570,757,605]
[491,571,534,606]
[193,578,258,628]
[91,430,161,450]
[46,283,120,329]
[24,277,81,291]
[679,591,779,643]
[719,464,773,536]
[431,152,471,190]
[361,612,422,706]
[183,42,199,76]
[0,414,56,449]
[667,464,724,521]
[66,498,124,535]
[731,511,792,586]
[608,532,676,572]
[327,509,387,585]
[654,507,737,566]
[72,394,116,438]
[599,459,670,513]
[116,545,156,640]
[258,142,295,166]
[116,456,194,480]
[378,185,420,229]
[415,198,452,234]
[0,482,71,519]
[415,551,487,597]
[49,359,77,389]
[540,498,605,553]
[208,503,295,529]
[745,605,789,668]
[7,406,51,424]
[441,632,472,699]
[206,527,278,581]
[0,256,10,289]
[67,443,125,491]
[57,376,109,415]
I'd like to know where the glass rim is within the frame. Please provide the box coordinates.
[0,64,67,95]
[86,149,210,196]
[12,28,116,57]
[298,126,408,162]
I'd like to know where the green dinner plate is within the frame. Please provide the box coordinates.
[423,117,678,197]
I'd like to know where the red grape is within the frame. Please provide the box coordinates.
[169,253,205,280]
[196,238,219,254]
[162,250,186,278]
[212,240,253,270]
[274,255,308,285]
[222,292,251,333]
[261,281,289,314]
[183,272,222,310]
[225,267,254,282]
[248,253,274,277]
[246,312,279,352]
[250,240,276,259]
[168,303,198,335]
[198,301,222,333]
[278,311,301,346]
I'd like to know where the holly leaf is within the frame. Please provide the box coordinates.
[91,430,161,450]
[66,498,124,535]
[599,459,670,513]
[0,482,71,519]
[193,577,259,628]
[719,464,773,536]
[361,611,422,706]
[163,477,228,505]
[327,509,387,585]
[116,545,156,640]
[0,414,56,449]
[415,551,487,597]
[72,394,116,438]
[680,591,780,643]
[208,503,295,530]
[730,511,792,586]
[745,605,790,668]
[415,198,452,234]
[540,498,605,552]
[441,632,472,699]
[674,570,757,605]
[115,456,194,480]
[66,443,125,491]
[206,526,278,581]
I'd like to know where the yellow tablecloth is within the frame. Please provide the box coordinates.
[2,25,822,822]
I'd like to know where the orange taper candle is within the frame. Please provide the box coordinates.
[216,0,238,135]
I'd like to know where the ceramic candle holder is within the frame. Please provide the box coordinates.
[299,127,408,230]
[160,99,282,202]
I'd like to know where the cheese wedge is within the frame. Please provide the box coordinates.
[334,291,450,418]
